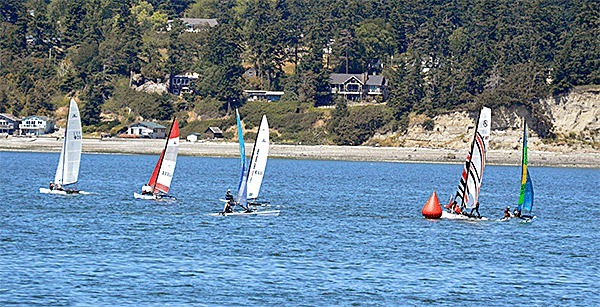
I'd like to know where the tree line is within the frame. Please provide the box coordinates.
[0,0,598,142]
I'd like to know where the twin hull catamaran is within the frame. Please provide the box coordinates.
[40,98,83,195]
[134,118,180,200]
[212,111,279,217]
[442,107,491,220]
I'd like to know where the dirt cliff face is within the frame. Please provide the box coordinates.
[372,86,599,152]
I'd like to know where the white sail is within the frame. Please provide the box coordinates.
[54,99,82,186]
[455,107,491,209]
[246,115,269,199]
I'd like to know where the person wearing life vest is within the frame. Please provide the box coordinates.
[141,184,153,195]
[504,206,511,218]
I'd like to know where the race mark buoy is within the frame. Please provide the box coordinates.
[422,190,442,219]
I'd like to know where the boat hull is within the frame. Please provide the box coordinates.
[40,188,86,195]
[441,210,488,221]
[209,210,280,217]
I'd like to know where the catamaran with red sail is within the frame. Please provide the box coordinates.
[134,118,180,200]
[442,106,491,220]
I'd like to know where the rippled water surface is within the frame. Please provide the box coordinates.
[1,151,599,305]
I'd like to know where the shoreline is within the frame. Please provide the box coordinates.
[1,137,598,168]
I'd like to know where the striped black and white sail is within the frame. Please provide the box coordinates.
[454,107,491,210]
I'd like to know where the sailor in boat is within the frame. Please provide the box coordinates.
[503,206,512,218]
[513,207,521,218]
[141,184,153,196]
[49,182,55,190]
[469,201,481,218]
[223,200,233,214]
[225,189,235,203]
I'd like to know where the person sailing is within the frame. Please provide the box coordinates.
[225,189,235,203]
[141,184,153,196]
[513,207,521,218]
[503,206,512,218]
[469,201,481,218]
[223,200,233,214]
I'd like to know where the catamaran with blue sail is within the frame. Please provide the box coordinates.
[515,120,535,221]
[211,110,279,217]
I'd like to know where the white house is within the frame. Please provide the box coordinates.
[19,115,55,136]
[186,133,203,142]
[127,122,167,139]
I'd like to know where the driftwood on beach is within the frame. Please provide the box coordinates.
[1,137,598,168]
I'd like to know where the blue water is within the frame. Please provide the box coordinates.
[1,151,599,305]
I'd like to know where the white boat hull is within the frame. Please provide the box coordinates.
[209,210,280,217]
[39,188,88,195]
[441,210,488,221]
[133,192,175,200]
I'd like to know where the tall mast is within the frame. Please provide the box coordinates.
[60,108,70,185]
[152,118,176,192]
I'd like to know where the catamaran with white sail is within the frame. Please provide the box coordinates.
[442,106,491,220]
[211,110,279,217]
[40,98,85,195]
[134,118,180,200]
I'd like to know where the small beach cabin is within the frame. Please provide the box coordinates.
[204,127,223,139]
[127,122,167,139]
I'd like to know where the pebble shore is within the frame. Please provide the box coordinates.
[1,137,598,168]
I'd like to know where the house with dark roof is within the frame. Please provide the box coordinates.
[204,127,223,139]
[127,122,167,139]
[19,115,55,136]
[0,113,21,135]
[329,73,388,102]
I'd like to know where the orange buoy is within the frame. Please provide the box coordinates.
[422,190,442,219]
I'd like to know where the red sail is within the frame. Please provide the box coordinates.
[148,149,165,192]
[170,119,180,139]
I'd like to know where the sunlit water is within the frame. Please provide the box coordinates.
[1,151,598,305]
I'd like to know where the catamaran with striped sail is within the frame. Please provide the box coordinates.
[515,120,535,221]
[442,106,491,220]
[134,118,180,200]
[40,98,85,195]
[211,110,279,216]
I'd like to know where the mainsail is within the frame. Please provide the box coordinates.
[454,107,491,210]
[246,115,269,199]
[235,109,248,207]
[54,98,82,186]
[148,118,180,194]
[517,121,534,214]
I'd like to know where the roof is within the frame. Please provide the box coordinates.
[0,113,20,121]
[366,75,385,86]
[22,115,53,121]
[130,122,166,129]
[181,18,218,28]
[205,127,223,134]
[330,73,364,85]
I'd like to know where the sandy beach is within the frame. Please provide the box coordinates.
[1,136,598,168]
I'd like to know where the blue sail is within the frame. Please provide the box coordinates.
[521,172,534,213]
[235,109,248,207]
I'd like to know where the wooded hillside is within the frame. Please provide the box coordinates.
[1,0,598,144]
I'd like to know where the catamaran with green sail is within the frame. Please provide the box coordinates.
[515,121,535,221]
